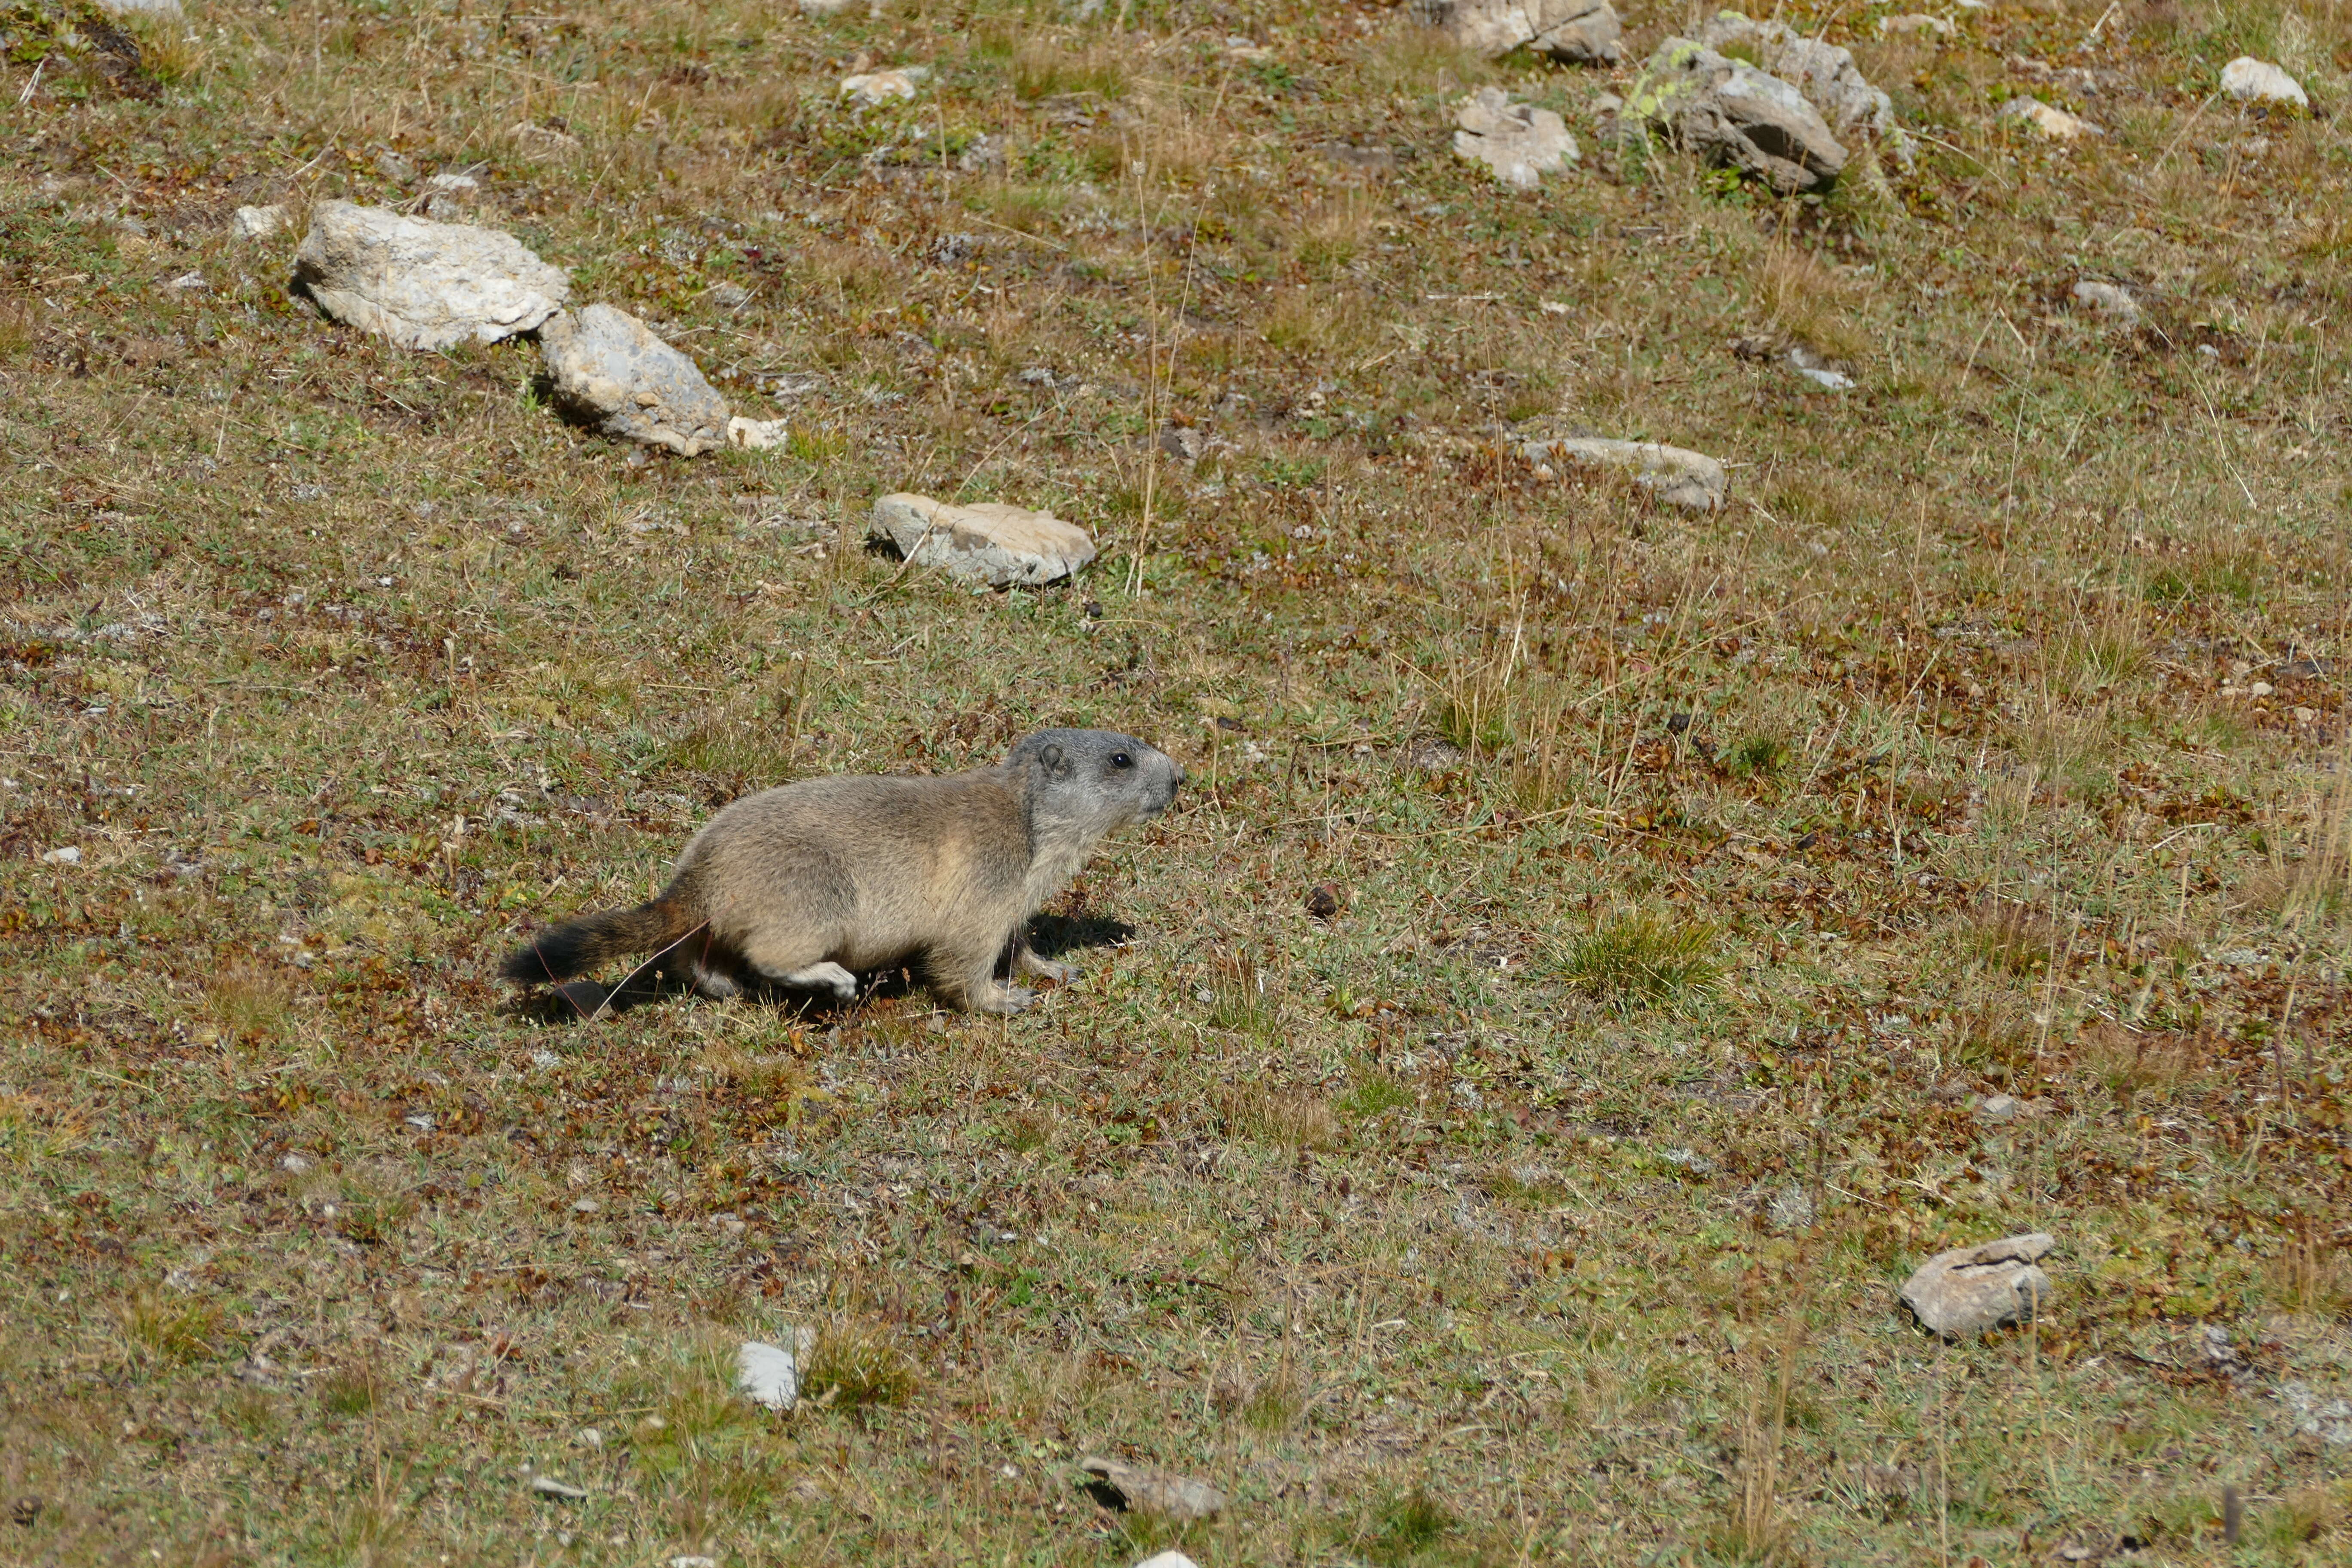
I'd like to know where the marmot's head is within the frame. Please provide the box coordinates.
[1008,729,1183,840]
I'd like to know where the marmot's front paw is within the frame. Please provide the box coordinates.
[974,984,1037,1014]
[1017,950,1080,985]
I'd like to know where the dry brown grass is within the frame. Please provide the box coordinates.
[3,0,2351,1562]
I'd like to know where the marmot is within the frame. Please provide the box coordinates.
[500,729,1182,1014]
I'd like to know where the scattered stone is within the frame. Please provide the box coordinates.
[293,201,569,351]
[93,0,180,14]
[2002,96,2103,140]
[578,1427,604,1449]
[1900,1232,2055,1338]
[842,68,923,108]
[40,846,82,865]
[1622,39,1848,193]
[1877,13,1952,36]
[166,272,206,291]
[800,0,860,12]
[1305,883,1345,920]
[1768,1183,1816,1229]
[1519,435,1728,512]
[727,416,790,451]
[1224,35,1275,62]
[509,121,585,154]
[956,134,1006,173]
[1133,1556,1202,1568]
[529,1475,589,1500]
[280,1153,312,1173]
[737,1330,819,1411]
[2200,1325,2257,1389]
[539,305,734,456]
[869,493,1097,588]
[2071,278,2141,326]
[1697,12,1894,138]
[1421,0,1623,66]
[2280,1381,2352,1446]
[570,1197,598,1214]
[1786,344,1853,391]
[374,148,419,185]
[1452,87,1579,189]
[1318,141,1397,173]
[670,1558,720,1568]
[1158,426,1207,462]
[1079,1456,1228,1522]
[705,282,751,310]
[2221,57,2307,110]
[230,204,286,242]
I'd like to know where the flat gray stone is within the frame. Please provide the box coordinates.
[539,305,733,456]
[1900,1232,2054,1338]
[869,493,1096,587]
[1521,436,1727,512]
[294,201,567,351]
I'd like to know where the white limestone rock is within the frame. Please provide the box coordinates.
[2220,57,2308,110]
[1453,87,1579,189]
[869,493,1096,587]
[539,305,733,456]
[1521,436,1728,512]
[292,201,568,351]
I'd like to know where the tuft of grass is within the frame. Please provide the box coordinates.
[1727,731,1789,781]
[317,1358,389,1417]
[1204,954,1278,1035]
[1560,915,1719,1009]
[1011,40,1127,102]
[117,1292,224,1367]
[802,1322,920,1410]
[1219,1084,1339,1151]
[206,965,291,1046]
[2266,1232,2352,1320]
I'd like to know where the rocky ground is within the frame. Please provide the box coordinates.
[2,0,2350,1563]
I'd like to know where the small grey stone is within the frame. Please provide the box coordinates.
[539,305,734,456]
[1900,1232,2054,1338]
[1080,1456,1227,1522]
[230,204,286,242]
[869,493,1096,588]
[2072,278,2141,325]
[1768,1183,1815,1230]
[1520,435,1727,512]
[1453,87,1579,188]
[1421,0,1623,65]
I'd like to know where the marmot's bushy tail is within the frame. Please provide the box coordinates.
[500,898,697,983]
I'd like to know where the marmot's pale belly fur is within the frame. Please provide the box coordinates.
[501,729,1181,1014]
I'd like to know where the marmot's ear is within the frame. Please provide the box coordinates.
[1037,742,1071,778]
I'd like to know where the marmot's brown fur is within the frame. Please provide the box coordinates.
[500,729,1182,1013]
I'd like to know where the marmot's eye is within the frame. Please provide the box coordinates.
[1111,751,1133,769]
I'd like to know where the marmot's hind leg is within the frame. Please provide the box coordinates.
[776,961,857,1001]
[738,929,858,1001]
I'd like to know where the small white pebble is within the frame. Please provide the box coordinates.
[41,845,81,864]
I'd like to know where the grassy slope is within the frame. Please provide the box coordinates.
[2,0,2350,1562]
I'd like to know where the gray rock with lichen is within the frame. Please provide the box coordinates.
[539,305,732,456]
[1620,38,1848,193]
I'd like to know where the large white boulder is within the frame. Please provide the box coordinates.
[293,201,568,351]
